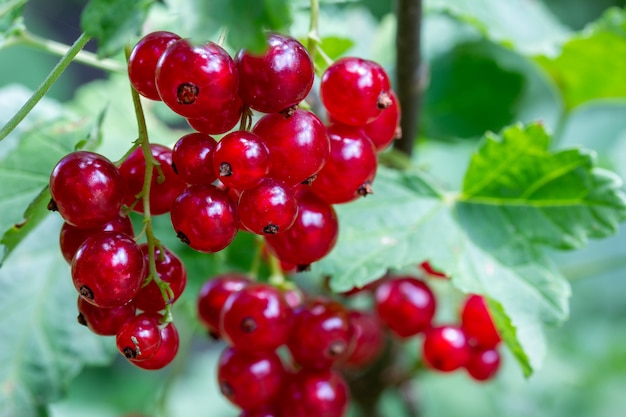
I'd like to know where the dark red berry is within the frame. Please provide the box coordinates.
[422,325,471,372]
[131,320,179,370]
[465,347,501,381]
[238,178,298,235]
[49,151,125,229]
[119,144,187,215]
[461,294,501,349]
[217,346,285,410]
[172,132,218,185]
[133,244,187,312]
[309,123,377,204]
[77,297,136,336]
[374,276,436,338]
[361,90,401,151]
[186,95,243,135]
[212,130,270,190]
[236,33,314,113]
[155,39,238,119]
[71,232,145,308]
[280,369,350,417]
[170,184,238,253]
[252,109,330,186]
[128,31,181,100]
[116,312,162,361]
[341,310,384,369]
[220,283,292,353]
[197,273,251,337]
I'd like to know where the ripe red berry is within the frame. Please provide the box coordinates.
[236,33,314,113]
[217,347,285,411]
[155,39,238,119]
[288,297,353,369]
[341,310,384,369]
[321,57,391,126]
[220,283,292,353]
[374,276,436,338]
[49,151,125,229]
[238,178,298,235]
[116,312,162,361]
[280,369,350,417]
[133,244,187,312]
[186,95,243,135]
[465,347,501,381]
[77,297,136,336]
[265,190,338,269]
[212,130,270,190]
[461,294,501,349]
[71,232,145,308]
[119,144,187,215]
[362,90,401,151]
[170,184,238,253]
[59,214,134,264]
[172,132,218,185]
[309,123,377,204]
[131,320,180,370]
[252,109,330,186]
[128,31,181,100]
[422,325,471,372]
[197,273,251,338]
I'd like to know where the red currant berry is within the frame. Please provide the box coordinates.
[287,297,353,369]
[119,144,187,215]
[321,57,391,126]
[133,244,187,312]
[252,109,330,186]
[361,90,401,151]
[239,410,279,417]
[197,273,251,338]
[341,310,384,369]
[116,312,162,361]
[217,347,285,411]
[171,132,218,185]
[128,31,181,100]
[186,95,243,135]
[422,325,471,372]
[309,123,377,204]
[155,39,238,118]
[71,232,145,308]
[49,151,125,229]
[374,276,436,338]
[220,283,292,353]
[236,33,314,113]
[59,214,134,264]
[170,184,238,253]
[77,297,136,336]
[461,294,501,349]
[465,347,501,381]
[238,178,298,235]
[280,369,349,417]
[265,190,338,268]
[131,320,179,370]
[212,130,270,190]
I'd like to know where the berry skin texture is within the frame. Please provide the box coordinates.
[238,178,298,235]
[170,184,238,253]
[186,95,243,136]
[196,273,251,338]
[465,347,501,381]
[252,109,330,186]
[341,310,384,369]
[422,325,471,372]
[212,130,271,190]
[309,123,377,204]
[155,39,238,119]
[280,369,350,417]
[172,132,218,185]
[71,232,145,308]
[49,151,125,229]
[461,294,501,349]
[320,57,391,126]
[236,33,314,113]
[265,190,339,268]
[217,347,285,411]
[374,276,436,338]
[128,31,181,100]
[77,297,136,336]
[116,312,162,361]
[362,90,401,151]
[133,244,187,312]
[220,283,293,353]
[131,320,180,370]
[119,144,187,215]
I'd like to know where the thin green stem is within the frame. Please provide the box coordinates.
[248,236,265,280]
[0,32,91,142]
[307,0,320,63]
[267,252,287,288]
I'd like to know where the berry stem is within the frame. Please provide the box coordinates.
[307,0,320,63]
[248,236,265,280]
[125,44,174,323]
[0,32,91,142]
[267,251,286,288]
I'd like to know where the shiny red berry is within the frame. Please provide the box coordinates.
[280,369,349,417]
[186,95,243,135]
[361,90,401,151]
[341,310,384,369]
[461,294,501,349]
[465,347,501,381]
[116,312,162,361]
[77,297,136,336]
[197,273,251,338]
[212,130,270,190]
[422,325,471,372]
[131,319,179,370]
[238,178,298,235]
[172,132,218,185]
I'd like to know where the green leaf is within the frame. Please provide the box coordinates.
[315,123,626,375]
[301,36,354,73]
[0,0,26,49]
[535,7,626,109]
[0,216,113,417]
[81,0,155,58]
